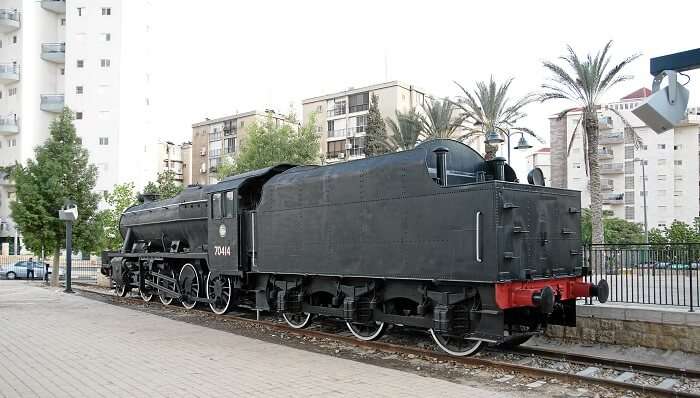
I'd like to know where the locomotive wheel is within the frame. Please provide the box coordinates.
[114,283,128,297]
[158,269,176,306]
[140,272,155,302]
[282,312,312,329]
[346,321,386,341]
[179,263,200,310]
[429,329,485,356]
[206,272,232,315]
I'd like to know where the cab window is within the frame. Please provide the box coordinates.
[212,193,222,219]
[225,191,235,218]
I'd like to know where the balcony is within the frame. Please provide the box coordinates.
[0,63,19,83]
[597,148,614,160]
[40,94,64,113]
[600,162,624,174]
[599,131,624,144]
[602,193,624,205]
[327,129,347,139]
[41,0,65,14]
[0,115,18,135]
[41,43,65,63]
[601,179,614,191]
[0,9,20,32]
[327,107,346,118]
[598,116,613,129]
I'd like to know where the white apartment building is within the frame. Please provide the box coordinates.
[550,88,700,228]
[0,0,153,250]
[302,81,430,162]
[526,147,551,186]
[191,110,292,185]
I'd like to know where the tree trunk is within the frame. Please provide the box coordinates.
[585,113,603,244]
[51,251,60,287]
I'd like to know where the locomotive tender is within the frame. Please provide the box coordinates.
[104,139,608,356]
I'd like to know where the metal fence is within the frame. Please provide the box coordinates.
[583,243,699,311]
[0,255,99,284]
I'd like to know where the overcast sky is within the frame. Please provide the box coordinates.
[149,0,699,176]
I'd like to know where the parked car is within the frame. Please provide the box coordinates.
[0,261,63,280]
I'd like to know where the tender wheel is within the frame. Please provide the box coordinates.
[179,263,200,310]
[140,272,155,302]
[158,269,176,305]
[206,272,232,315]
[346,321,386,341]
[6,271,16,280]
[430,329,485,356]
[283,312,312,329]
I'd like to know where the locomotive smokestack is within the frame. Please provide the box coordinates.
[433,147,449,187]
[492,157,506,181]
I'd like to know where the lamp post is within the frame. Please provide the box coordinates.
[633,158,649,244]
[58,201,78,294]
[484,131,533,164]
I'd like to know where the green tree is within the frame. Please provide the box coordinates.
[454,77,543,161]
[385,109,422,152]
[216,156,237,181]
[364,94,389,157]
[419,98,466,140]
[580,208,644,244]
[143,170,183,199]
[232,114,320,174]
[540,41,640,244]
[648,228,668,244]
[9,108,101,286]
[101,183,137,251]
[665,220,700,243]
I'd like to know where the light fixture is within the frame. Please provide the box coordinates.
[514,134,532,150]
[484,131,503,145]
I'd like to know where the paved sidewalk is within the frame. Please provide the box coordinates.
[0,282,510,397]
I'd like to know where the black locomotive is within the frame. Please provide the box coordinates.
[104,139,607,356]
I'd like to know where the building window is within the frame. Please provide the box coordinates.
[76,86,84,94]
[60,68,65,75]
[624,146,634,159]
[657,175,666,181]
[77,59,84,68]
[674,160,683,166]
[77,7,84,16]
[354,115,368,132]
[239,121,244,128]
[674,144,683,150]
[316,105,322,112]
[625,176,634,189]
[99,137,109,145]
[657,144,666,150]
[101,33,111,42]
[61,18,66,25]
[316,126,322,133]
[573,162,581,169]
[348,92,369,113]
[640,191,646,197]
[8,88,16,96]
[8,138,16,147]
[75,112,83,120]
[326,140,345,159]
[641,144,648,150]
[101,7,111,15]
[674,190,683,197]
[100,59,111,68]
[12,35,16,44]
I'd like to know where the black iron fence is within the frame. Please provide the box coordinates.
[583,243,699,311]
[0,255,99,284]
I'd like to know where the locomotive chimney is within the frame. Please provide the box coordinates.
[433,147,449,187]
[492,157,506,181]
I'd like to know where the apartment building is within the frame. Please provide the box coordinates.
[550,88,700,228]
[525,147,551,186]
[0,0,153,250]
[191,110,291,185]
[302,81,430,163]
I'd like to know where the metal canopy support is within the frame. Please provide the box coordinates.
[649,48,700,75]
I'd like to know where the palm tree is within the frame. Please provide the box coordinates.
[540,41,640,244]
[453,77,543,161]
[419,98,466,140]
[385,109,422,151]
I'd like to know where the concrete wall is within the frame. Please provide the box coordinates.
[546,304,700,354]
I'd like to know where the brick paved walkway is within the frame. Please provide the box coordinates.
[0,282,511,397]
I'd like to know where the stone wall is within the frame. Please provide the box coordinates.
[546,304,700,353]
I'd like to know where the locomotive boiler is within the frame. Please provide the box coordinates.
[104,139,608,356]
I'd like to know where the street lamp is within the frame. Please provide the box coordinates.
[485,130,533,164]
[633,158,649,244]
[58,201,78,293]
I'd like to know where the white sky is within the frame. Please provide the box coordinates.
[149,0,699,177]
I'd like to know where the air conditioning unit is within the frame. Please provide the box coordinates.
[337,152,345,159]
[200,148,207,156]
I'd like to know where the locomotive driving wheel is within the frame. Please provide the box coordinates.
[179,263,200,310]
[346,321,386,341]
[140,271,155,302]
[429,330,484,356]
[206,272,232,315]
[158,269,176,305]
[282,312,312,329]
[114,266,129,297]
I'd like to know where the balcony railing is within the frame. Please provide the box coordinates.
[599,162,624,174]
[597,148,614,159]
[327,108,346,117]
[602,193,624,204]
[0,9,20,32]
[0,63,19,83]
[347,148,365,157]
[41,43,65,63]
[349,104,369,113]
[41,0,66,14]
[599,131,624,144]
[0,114,18,135]
[40,94,64,113]
[598,116,613,129]
[327,128,346,139]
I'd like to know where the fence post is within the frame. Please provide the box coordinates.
[690,243,694,313]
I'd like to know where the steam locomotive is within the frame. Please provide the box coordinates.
[103,139,607,356]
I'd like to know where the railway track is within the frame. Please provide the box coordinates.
[73,284,700,397]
